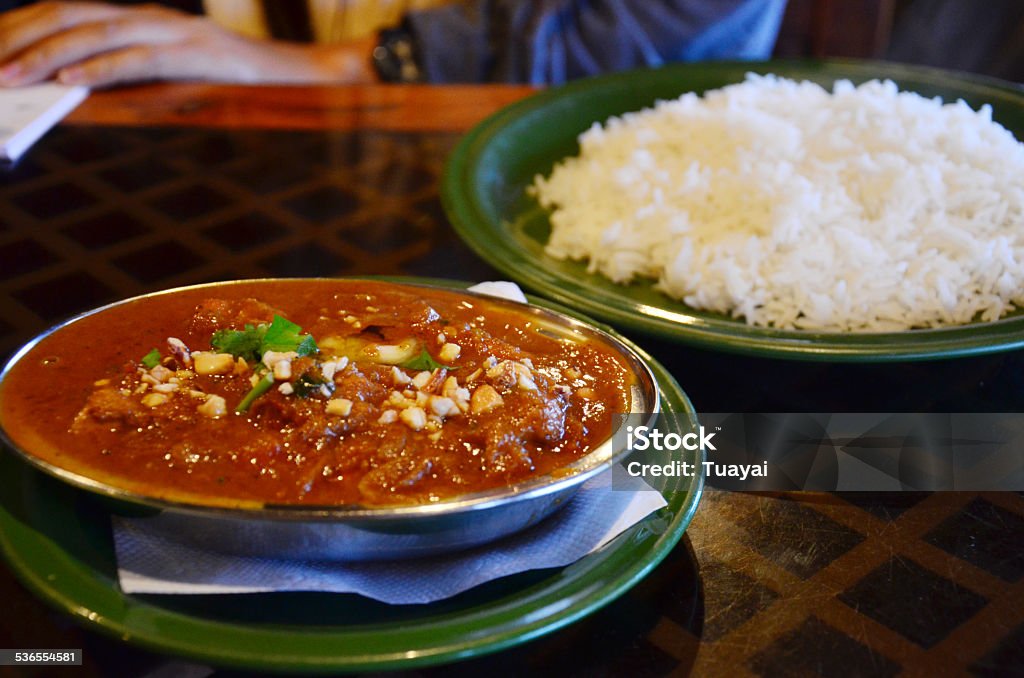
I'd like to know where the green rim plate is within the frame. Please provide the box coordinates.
[0,280,703,674]
[443,60,1024,362]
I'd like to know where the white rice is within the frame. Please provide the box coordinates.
[531,75,1024,331]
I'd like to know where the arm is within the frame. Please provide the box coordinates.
[0,1,377,87]
[405,0,788,84]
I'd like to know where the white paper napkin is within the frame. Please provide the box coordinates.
[114,471,666,604]
[0,84,88,162]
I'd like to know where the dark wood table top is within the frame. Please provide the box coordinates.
[1,83,1022,677]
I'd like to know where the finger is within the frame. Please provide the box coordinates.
[0,1,123,62]
[4,16,193,86]
[57,44,169,88]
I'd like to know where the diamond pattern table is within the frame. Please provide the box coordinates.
[1,122,1022,677]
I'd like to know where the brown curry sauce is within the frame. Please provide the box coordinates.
[0,281,632,508]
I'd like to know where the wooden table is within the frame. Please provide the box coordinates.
[68,83,536,131]
[2,83,1023,677]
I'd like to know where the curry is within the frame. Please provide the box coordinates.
[0,280,633,508]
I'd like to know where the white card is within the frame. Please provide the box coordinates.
[0,84,89,162]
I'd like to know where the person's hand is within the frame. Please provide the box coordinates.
[0,1,378,87]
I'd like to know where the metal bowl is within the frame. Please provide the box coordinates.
[0,279,659,561]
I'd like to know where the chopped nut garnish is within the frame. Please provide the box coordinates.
[272,360,292,380]
[423,368,448,394]
[326,398,353,416]
[150,364,172,381]
[470,384,504,414]
[378,409,398,424]
[388,391,414,409]
[193,352,236,376]
[465,368,482,383]
[513,362,538,391]
[278,383,294,395]
[153,383,178,393]
[441,376,460,400]
[234,358,249,375]
[322,361,340,381]
[262,351,297,381]
[428,395,458,417]
[198,394,227,418]
[439,343,461,362]
[167,337,192,367]
[400,406,427,431]
[391,366,412,386]
[141,393,169,408]
[486,360,517,390]
[437,332,446,345]
[93,378,110,387]
[411,371,432,390]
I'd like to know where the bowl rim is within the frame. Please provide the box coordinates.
[0,277,660,522]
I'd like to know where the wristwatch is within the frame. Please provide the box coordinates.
[372,27,423,83]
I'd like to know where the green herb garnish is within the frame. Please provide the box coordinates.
[262,315,318,357]
[294,372,333,399]
[211,323,265,363]
[211,315,318,363]
[235,372,275,413]
[399,349,458,372]
[141,348,162,369]
[213,315,319,413]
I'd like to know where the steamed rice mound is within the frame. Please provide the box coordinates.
[532,75,1024,331]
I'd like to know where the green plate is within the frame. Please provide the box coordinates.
[0,286,702,674]
[443,60,1024,361]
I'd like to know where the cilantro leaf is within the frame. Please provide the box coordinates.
[141,348,162,369]
[399,349,459,372]
[210,315,318,363]
[262,315,319,357]
[211,323,266,363]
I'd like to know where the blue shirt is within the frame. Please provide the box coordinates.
[406,0,788,84]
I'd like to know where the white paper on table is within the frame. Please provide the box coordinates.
[0,84,89,162]
[114,471,667,604]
